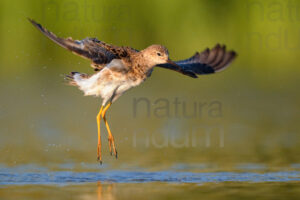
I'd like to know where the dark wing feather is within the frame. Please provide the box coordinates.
[157,44,237,78]
[28,18,137,70]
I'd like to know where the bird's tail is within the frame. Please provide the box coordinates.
[65,72,89,86]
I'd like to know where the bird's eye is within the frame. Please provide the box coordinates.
[157,52,161,56]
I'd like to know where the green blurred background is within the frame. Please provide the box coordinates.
[0,0,300,171]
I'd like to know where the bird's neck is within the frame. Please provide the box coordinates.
[134,52,157,71]
[131,52,156,78]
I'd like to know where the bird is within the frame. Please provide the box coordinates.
[28,18,237,164]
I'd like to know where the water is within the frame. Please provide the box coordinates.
[1,164,300,185]
[1,171,300,185]
[0,165,299,199]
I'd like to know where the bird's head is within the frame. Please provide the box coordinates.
[142,45,179,67]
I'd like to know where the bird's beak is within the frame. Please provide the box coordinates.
[167,59,181,70]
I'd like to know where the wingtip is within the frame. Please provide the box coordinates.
[229,50,238,59]
[27,18,68,49]
[232,51,238,57]
[214,43,221,49]
[27,17,36,25]
[27,18,44,31]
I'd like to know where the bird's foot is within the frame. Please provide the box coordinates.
[97,156,103,165]
[108,137,117,159]
[97,144,102,165]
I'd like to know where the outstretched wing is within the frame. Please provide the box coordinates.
[157,44,237,78]
[28,18,137,71]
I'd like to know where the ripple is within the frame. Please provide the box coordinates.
[0,171,299,185]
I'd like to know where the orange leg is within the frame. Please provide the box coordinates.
[96,105,104,164]
[102,102,118,158]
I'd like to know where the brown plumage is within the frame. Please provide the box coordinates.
[28,18,237,164]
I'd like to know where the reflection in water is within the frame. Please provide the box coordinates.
[97,182,114,200]
[79,182,115,200]
[1,182,300,200]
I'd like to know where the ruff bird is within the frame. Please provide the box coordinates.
[29,19,237,164]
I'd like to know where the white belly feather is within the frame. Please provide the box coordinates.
[73,59,144,105]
